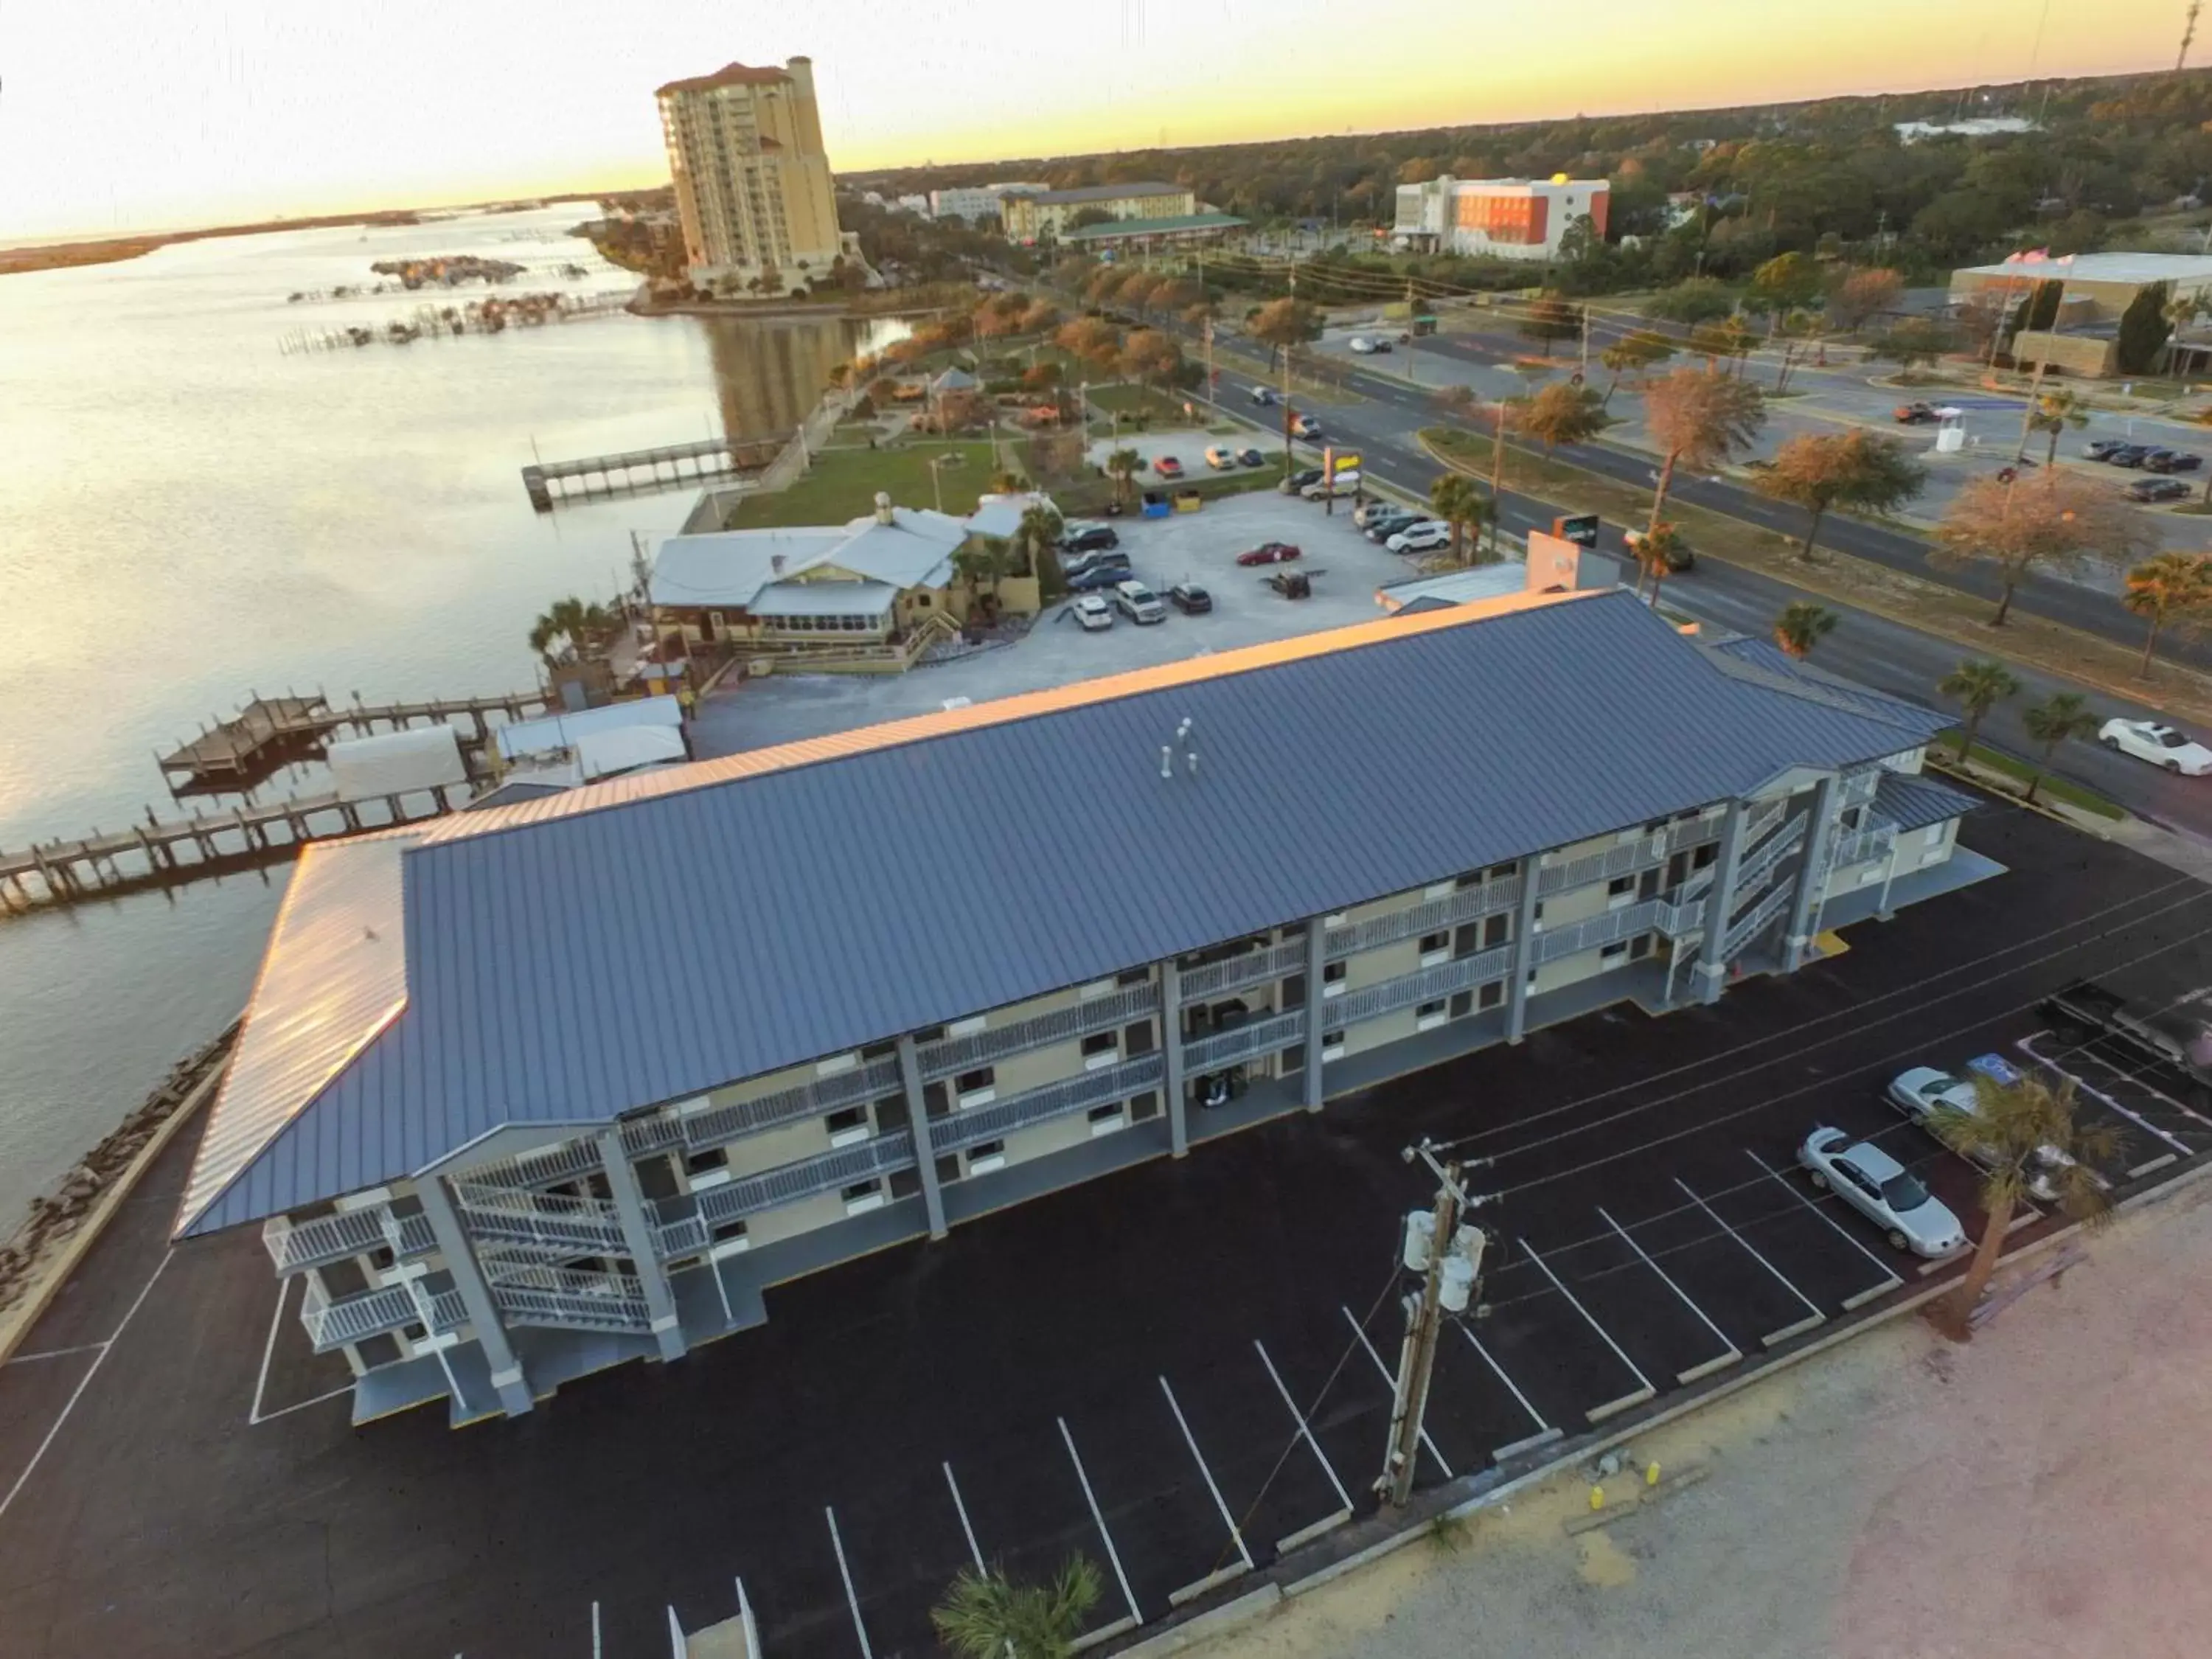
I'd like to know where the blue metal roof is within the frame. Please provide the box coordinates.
[1705,636,1952,739]
[1875,771,1980,833]
[179,591,1944,1237]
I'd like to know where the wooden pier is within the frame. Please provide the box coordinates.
[0,788,465,917]
[521,434,785,512]
[159,689,555,792]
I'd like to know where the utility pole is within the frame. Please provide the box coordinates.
[2183,0,2202,72]
[1281,262,1298,479]
[1580,303,1592,380]
[1379,1142,1488,1509]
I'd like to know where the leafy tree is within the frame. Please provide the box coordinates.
[2116,279,2175,375]
[933,1557,1103,1659]
[1863,316,1955,379]
[1641,365,1766,532]
[1933,470,2154,627]
[1597,329,1676,408]
[2022,388,2091,467]
[1757,430,1926,560]
[1248,297,1324,468]
[1632,522,1688,606]
[1644,277,1735,325]
[1053,316,1123,375]
[1938,658,2020,761]
[1021,361,1062,392]
[1428,471,1489,566]
[2020,278,2065,334]
[1747,251,1823,321]
[2121,551,2212,676]
[2020,690,2099,804]
[1772,600,1837,658]
[1118,328,1183,388]
[1517,295,1582,354]
[1068,206,1118,231]
[1104,446,1143,507]
[1517,381,1606,453]
[1826,268,1904,334]
[1018,299,1062,335]
[1924,1069,2118,1338]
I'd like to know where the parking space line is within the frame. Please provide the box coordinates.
[591,1601,601,1659]
[1744,1150,1902,1310]
[2018,1033,2195,1161]
[1450,1324,1562,1462]
[1338,1305,1452,1479]
[1596,1206,1742,1385]
[1513,1239,1657,1422]
[1158,1376,1253,1604]
[1673,1180,1825,1344]
[247,1275,291,1425]
[1059,1416,1144,1628]
[1252,1339,1355,1515]
[943,1461,987,1572]
[824,1506,873,1659]
[2,1343,105,1366]
[2082,1031,2212,1129]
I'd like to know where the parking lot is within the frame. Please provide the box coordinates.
[2,802,2209,1659]
[689,467,1427,759]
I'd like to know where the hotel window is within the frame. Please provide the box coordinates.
[1416,998,1450,1032]
[966,1140,1007,1175]
[1081,1030,1119,1070]
[1600,941,1631,969]
[1478,981,1504,1011]
[1087,1102,1127,1136]
[841,1180,886,1216]
[1322,961,1347,997]
[1419,931,1451,965]
[824,1106,872,1147]
[955,1067,996,1107]
[1321,1032,1346,1063]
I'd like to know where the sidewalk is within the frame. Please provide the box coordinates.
[1198,1180,2212,1659]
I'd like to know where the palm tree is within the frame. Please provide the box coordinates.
[1936,659,2020,762]
[1773,601,1838,658]
[932,1558,1103,1659]
[1635,522,1688,608]
[954,536,1012,604]
[1484,395,1526,557]
[1105,446,1142,509]
[2020,388,2092,467]
[1925,1070,2118,1338]
[1429,472,1488,566]
[1015,503,1064,579]
[2121,552,2212,677]
[527,596,614,667]
[2019,690,2098,804]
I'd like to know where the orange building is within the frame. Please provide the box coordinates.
[1394,176,1609,262]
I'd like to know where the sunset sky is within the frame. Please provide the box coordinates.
[0,0,2188,240]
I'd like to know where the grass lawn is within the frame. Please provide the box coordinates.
[1931,740,2126,821]
[1087,382,1193,423]
[722,441,1010,528]
[1418,424,2212,732]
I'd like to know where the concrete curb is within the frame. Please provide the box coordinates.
[1112,1585,1281,1658]
[0,1057,225,1367]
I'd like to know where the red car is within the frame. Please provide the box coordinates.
[1236,541,1302,566]
[1153,456,1184,479]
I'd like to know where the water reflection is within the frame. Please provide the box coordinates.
[700,313,911,439]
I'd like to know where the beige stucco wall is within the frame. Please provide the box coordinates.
[2012,330,2117,378]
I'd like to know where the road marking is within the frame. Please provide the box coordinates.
[1253,1339,1354,1512]
[1338,1304,1452,1479]
[591,1601,602,1659]
[1159,1375,1253,1575]
[1450,1322,1562,1461]
[247,1274,293,1425]
[1596,1206,1742,1384]
[734,1577,762,1659]
[0,1250,170,1525]
[943,1461,987,1571]
[1745,1149,1903,1309]
[1674,1178,1825,1343]
[1514,1238,1658,1421]
[2081,1032,2212,1129]
[2018,1032,2196,1154]
[825,1506,874,1659]
[3,1343,105,1366]
[251,1382,355,1424]
[1060,1416,1142,1627]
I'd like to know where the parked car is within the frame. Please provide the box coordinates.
[2125,476,2191,502]
[1348,335,1376,354]
[1065,563,1130,593]
[1363,511,1423,542]
[1236,541,1302,566]
[1060,523,1119,554]
[1290,414,1321,439]
[1113,579,1166,624]
[1153,456,1184,479]
[1169,582,1213,614]
[1249,386,1278,406]
[1302,470,1360,499]
[1071,594,1113,631]
[2086,439,2135,462]
[2098,716,2212,774]
[1237,448,1266,467]
[1278,467,1324,495]
[1062,547,1131,579]
[1386,521,1453,554]
[1368,338,1393,353]
[2107,445,2152,467]
[1204,445,1238,470]
[1893,401,1939,424]
[2146,449,2202,473]
[1353,499,1403,529]
[1622,526,1694,572]
[1885,1065,2100,1205]
[1797,1127,1967,1257]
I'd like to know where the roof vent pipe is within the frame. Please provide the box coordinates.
[1160,745,1173,779]
[874,490,894,526]
[1187,750,1200,777]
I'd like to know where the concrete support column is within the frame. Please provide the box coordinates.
[1694,799,1751,1006]
[897,1035,948,1239]
[597,1130,686,1363]
[1782,775,1843,973]
[1506,855,1545,1043]
[416,1175,533,1417]
[1161,960,1189,1157]
[1303,925,1327,1111]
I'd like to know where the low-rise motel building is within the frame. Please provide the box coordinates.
[1004,181,1198,243]
[175,589,1996,1426]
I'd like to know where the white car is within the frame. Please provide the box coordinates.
[2098,717,2212,775]
[1348,335,1375,354]
[1301,469,1360,499]
[1885,1065,2103,1204]
[1072,595,1113,632]
[1798,1126,1967,1257]
[1386,521,1452,554]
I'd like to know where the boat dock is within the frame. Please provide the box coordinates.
[521,434,786,512]
[159,689,554,792]
[0,788,462,914]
